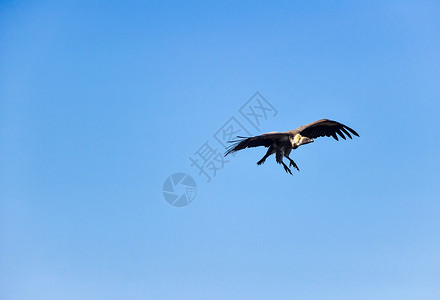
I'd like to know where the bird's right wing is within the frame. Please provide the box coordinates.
[295,119,359,141]
[224,132,289,156]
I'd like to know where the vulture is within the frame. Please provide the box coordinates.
[224,119,359,175]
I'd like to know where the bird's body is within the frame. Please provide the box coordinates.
[224,119,359,174]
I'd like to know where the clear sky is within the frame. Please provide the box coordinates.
[1,1,440,299]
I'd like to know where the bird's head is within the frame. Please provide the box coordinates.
[299,136,314,145]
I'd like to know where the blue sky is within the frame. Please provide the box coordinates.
[1,1,440,299]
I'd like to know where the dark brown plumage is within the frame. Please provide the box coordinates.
[224,119,359,174]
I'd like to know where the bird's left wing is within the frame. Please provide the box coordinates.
[295,119,359,141]
[224,132,290,156]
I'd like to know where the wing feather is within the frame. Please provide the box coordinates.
[340,127,352,139]
[336,129,346,140]
[295,119,359,141]
[224,132,289,156]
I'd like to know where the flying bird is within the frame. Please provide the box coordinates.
[224,119,359,175]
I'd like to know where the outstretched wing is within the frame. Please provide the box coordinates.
[295,119,359,141]
[224,132,289,156]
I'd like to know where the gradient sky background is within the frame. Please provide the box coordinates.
[1,1,440,299]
